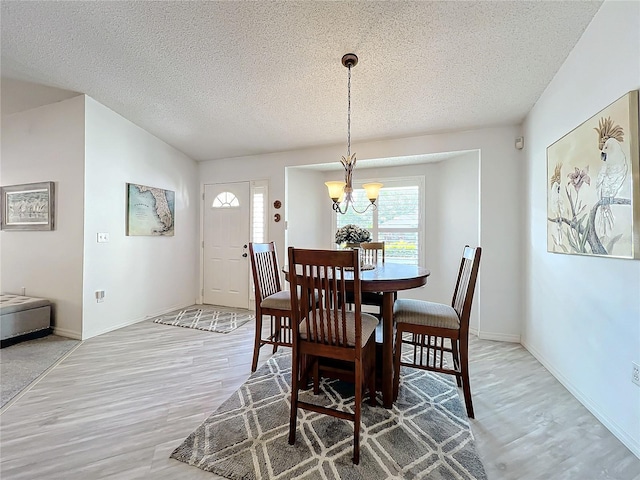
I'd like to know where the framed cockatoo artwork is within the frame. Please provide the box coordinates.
[547,90,639,259]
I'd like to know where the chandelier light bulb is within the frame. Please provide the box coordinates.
[363,183,383,202]
[325,181,346,201]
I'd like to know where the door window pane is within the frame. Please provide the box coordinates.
[212,192,240,208]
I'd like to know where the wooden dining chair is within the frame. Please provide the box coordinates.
[359,241,385,265]
[249,242,293,372]
[287,247,378,465]
[347,242,385,315]
[393,245,481,418]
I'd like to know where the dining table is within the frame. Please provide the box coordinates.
[285,261,430,408]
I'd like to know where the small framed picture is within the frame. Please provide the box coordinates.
[126,183,175,236]
[1,181,55,231]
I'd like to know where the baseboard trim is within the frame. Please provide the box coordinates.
[52,327,82,340]
[471,328,520,343]
[522,339,640,459]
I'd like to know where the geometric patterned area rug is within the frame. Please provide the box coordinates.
[153,304,254,334]
[171,352,488,479]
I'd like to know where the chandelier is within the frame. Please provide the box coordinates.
[325,53,382,214]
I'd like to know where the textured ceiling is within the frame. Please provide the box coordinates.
[1,1,602,162]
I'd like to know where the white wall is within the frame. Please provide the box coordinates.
[82,97,200,339]
[522,0,640,457]
[437,152,481,331]
[200,125,521,341]
[286,167,328,249]
[1,96,86,338]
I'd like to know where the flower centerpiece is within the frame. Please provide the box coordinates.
[335,224,372,248]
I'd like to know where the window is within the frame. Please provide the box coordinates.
[335,176,423,265]
[251,184,267,243]
[212,191,239,208]
[249,181,269,302]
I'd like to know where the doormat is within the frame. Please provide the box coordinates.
[153,305,254,334]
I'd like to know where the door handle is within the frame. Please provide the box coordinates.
[243,244,248,249]
[242,253,248,257]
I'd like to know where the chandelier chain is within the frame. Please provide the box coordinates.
[347,64,351,157]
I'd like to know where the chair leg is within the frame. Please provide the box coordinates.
[312,357,320,395]
[367,340,376,406]
[273,316,280,353]
[353,358,362,465]
[393,325,403,400]
[251,311,264,372]
[289,346,300,445]
[451,338,462,387]
[299,354,310,388]
[459,340,474,418]
[461,367,474,418]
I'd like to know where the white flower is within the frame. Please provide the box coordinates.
[335,224,372,244]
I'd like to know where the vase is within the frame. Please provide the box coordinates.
[343,242,361,250]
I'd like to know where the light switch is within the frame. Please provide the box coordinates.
[97,232,110,243]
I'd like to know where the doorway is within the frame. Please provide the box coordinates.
[203,182,250,308]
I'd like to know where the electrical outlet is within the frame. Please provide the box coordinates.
[95,290,105,303]
[633,362,640,387]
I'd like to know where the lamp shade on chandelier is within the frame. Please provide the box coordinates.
[326,53,382,214]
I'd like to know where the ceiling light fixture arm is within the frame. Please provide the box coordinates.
[330,194,377,214]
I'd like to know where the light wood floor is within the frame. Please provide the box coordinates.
[1,319,638,480]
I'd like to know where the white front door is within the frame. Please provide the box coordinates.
[203,182,250,308]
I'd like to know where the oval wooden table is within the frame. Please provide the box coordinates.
[286,262,430,408]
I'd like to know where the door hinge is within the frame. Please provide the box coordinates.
[202,241,204,248]
[202,193,205,201]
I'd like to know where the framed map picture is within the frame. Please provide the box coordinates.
[126,183,175,236]
[1,181,55,231]
[547,90,640,259]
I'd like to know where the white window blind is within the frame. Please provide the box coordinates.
[251,185,267,243]
[250,181,269,302]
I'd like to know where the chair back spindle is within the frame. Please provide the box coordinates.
[254,249,281,301]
